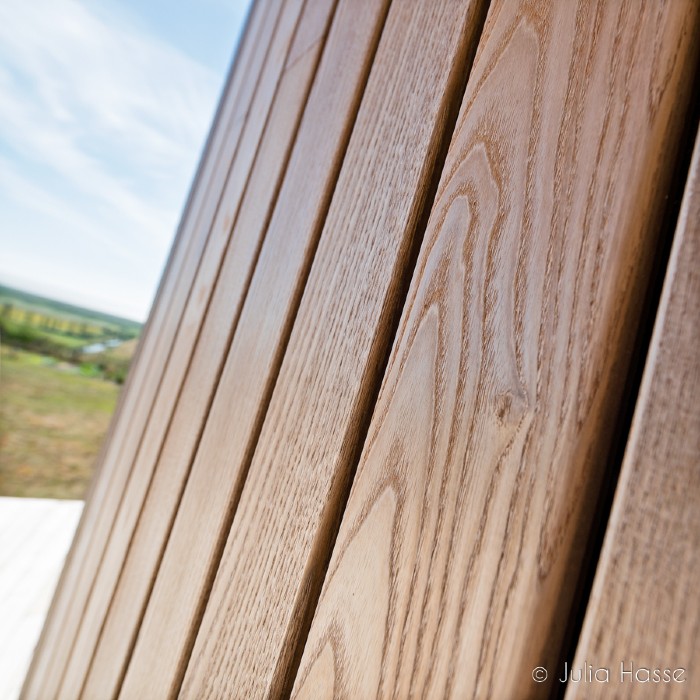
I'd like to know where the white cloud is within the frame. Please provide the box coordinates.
[0,0,224,320]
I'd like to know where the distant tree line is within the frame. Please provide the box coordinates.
[0,303,136,340]
[0,307,132,384]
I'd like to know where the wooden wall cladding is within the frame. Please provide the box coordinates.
[292,0,700,697]
[62,0,336,696]
[23,0,700,698]
[567,131,700,700]
[22,0,284,695]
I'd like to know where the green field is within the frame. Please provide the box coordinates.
[0,284,141,383]
[0,347,120,499]
[0,285,141,498]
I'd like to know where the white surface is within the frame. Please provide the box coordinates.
[0,497,82,700]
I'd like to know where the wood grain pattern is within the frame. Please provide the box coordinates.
[291,1,700,698]
[24,0,700,696]
[19,2,280,697]
[79,4,340,690]
[53,2,328,698]
[115,0,399,697]
[567,130,700,699]
[172,1,488,698]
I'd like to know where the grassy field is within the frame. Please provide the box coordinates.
[0,284,141,383]
[0,347,120,499]
[0,285,141,498]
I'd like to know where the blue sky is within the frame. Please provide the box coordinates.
[0,0,250,321]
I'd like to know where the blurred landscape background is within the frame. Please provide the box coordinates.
[0,0,250,504]
[0,284,140,498]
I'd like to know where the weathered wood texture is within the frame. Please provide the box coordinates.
[567,131,700,699]
[292,1,700,698]
[20,2,279,697]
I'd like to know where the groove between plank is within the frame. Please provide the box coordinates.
[552,49,700,699]
[169,1,490,697]
[566,128,700,700]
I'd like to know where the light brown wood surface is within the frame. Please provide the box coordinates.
[116,0,416,695]
[173,1,489,698]
[79,0,341,692]
[566,131,700,699]
[22,0,700,696]
[54,1,327,698]
[291,1,700,698]
[19,3,279,697]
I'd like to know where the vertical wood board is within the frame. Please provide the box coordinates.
[292,0,700,697]
[567,129,700,700]
[19,2,279,696]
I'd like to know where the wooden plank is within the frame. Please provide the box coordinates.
[290,1,700,699]
[567,131,700,699]
[19,2,266,680]
[66,0,338,697]
[113,0,401,696]
[139,1,492,698]
[19,2,280,697]
[54,0,311,697]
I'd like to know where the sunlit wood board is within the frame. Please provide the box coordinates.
[56,1,333,697]
[292,0,700,697]
[19,2,282,696]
